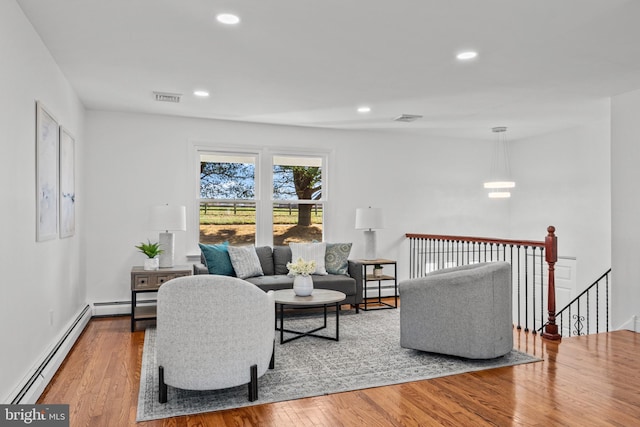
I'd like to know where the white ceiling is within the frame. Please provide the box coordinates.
[16,0,640,141]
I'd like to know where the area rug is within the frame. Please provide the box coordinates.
[137,308,540,421]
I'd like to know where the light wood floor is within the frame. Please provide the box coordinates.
[38,310,640,426]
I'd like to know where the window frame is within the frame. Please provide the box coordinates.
[270,152,328,244]
[189,143,330,253]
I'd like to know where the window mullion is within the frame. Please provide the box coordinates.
[256,152,272,247]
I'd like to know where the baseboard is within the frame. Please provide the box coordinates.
[10,304,92,404]
[617,314,640,332]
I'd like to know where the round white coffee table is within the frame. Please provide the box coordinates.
[273,289,346,344]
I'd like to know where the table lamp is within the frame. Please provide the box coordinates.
[150,204,186,268]
[355,207,384,260]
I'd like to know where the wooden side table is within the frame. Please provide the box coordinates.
[130,265,192,331]
[356,259,398,311]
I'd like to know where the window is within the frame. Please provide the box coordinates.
[272,155,324,245]
[199,153,257,245]
[196,148,327,247]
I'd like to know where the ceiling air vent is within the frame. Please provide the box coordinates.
[154,92,182,103]
[394,114,423,123]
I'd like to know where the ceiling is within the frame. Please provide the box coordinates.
[16,0,640,141]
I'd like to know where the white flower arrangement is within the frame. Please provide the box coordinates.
[286,257,316,276]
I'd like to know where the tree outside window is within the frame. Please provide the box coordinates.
[198,151,326,246]
[272,156,323,245]
[199,153,256,245]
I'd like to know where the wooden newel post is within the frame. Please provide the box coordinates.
[542,225,561,340]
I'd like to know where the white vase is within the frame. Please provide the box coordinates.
[293,274,313,296]
[144,257,159,271]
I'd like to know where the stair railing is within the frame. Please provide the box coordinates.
[541,269,611,337]
[406,226,560,339]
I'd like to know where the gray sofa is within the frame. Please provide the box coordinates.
[195,245,364,312]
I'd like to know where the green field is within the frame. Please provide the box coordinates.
[200,204,322,225]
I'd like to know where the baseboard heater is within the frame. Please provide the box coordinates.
[11,304,92,404]
[92,299,154,317]
[92,300,132,317]
[363,284,397,298]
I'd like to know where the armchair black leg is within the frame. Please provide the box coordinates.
[248,364,258,401]
[158,366,167,403]
[269,341,275,369]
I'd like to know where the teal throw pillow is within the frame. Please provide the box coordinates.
[325,243,352,275]
[199,242,235,276]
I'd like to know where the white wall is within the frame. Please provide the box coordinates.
[509,116,612,291]
[3,0,621,401]
[0,1,86,402]
[84,111,511,304]
[84,110,614,313]
[611,88,640,330]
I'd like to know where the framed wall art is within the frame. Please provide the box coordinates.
[36,101,59,241]
[59,126,75,238]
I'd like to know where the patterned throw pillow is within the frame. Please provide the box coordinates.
[289,242,328,275]
[198,242,235,276]
[325,243,352,275]
[227,245,264,279]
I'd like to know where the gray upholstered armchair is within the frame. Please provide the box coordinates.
[399,262,513,359]
[156,275,275,403]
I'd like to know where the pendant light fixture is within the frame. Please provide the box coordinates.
[483,126,515,198]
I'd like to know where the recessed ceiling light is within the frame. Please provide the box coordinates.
[457,51,478,60]
[357,106,371,113]
[194,90,210,97]
[216,13,240,25]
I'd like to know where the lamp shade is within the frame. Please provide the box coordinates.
[355,207,384,230]
[150,205,186,232]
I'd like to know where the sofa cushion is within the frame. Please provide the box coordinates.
[246,274,356,296]
[325,243,352,275]
[255,246,275,276]
[228,245,264,279]
[198,242,235,276]
[290,242,328,275]
[245,275,296,292]
[273,246,292,275]
[310,274,356,296]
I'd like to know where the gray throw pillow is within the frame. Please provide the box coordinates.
[228,246,264,279]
